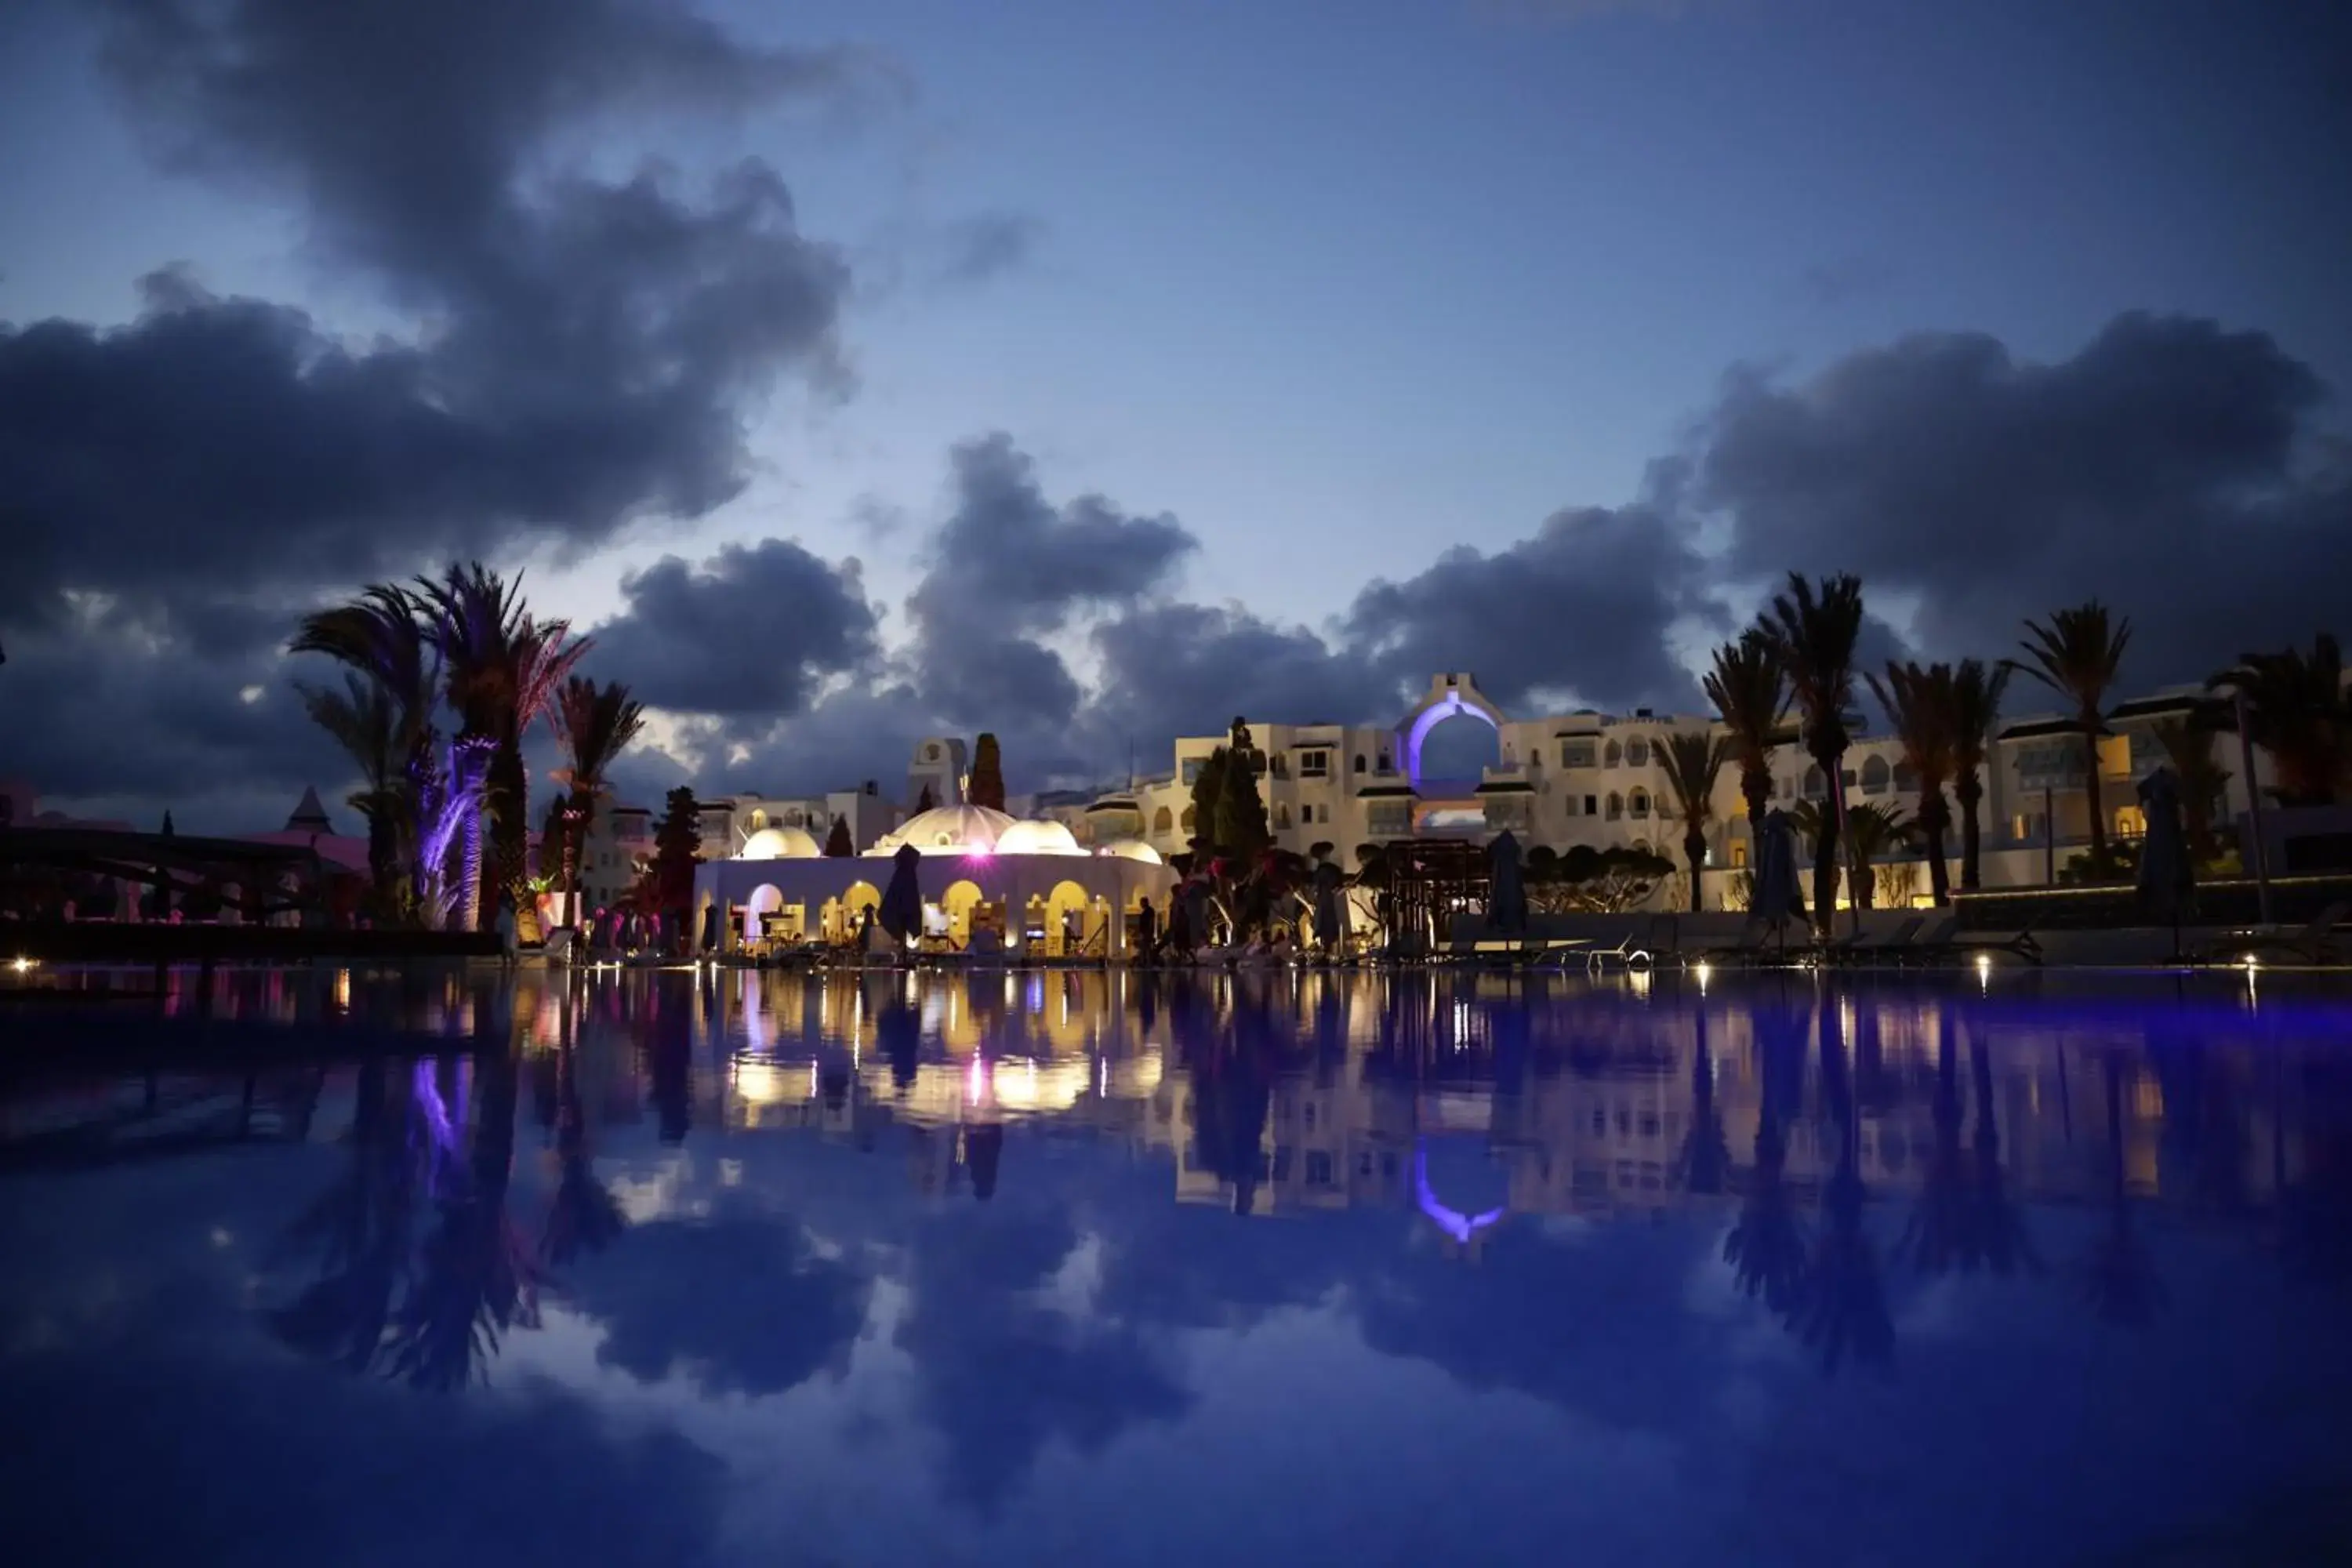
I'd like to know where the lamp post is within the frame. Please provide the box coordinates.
[2233,689,2274,927]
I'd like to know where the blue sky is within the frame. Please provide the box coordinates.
[4,0,2349,822]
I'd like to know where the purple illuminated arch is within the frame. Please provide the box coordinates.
[1414,1138,1507,1245]
[1398,673,1508,788]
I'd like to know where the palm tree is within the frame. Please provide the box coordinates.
[414,564,590,937]
[552,677,646,929]
[1704,631,1788,830]
[1675,1011,1730,1196]
[1795,1003,1894,1376]
[1657,731,1730,913]
[2208,633,2350,808]
[1759,573,1866,938]
[290,583,441,920]
[2010,601,2132,866]
[293,673,406,915]
[2151,713,2234,859]
[1946,659,2011,891]
[1842,801,1911,911]
[1724,1008,1807,1313]
[1867,660,1957,905]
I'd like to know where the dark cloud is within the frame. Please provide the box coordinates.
[1087,602,1403,750]
[585,540,881,719]
[902,432,1197,736]
[1700,312,2351,684]
[1339,499,1714,714]
[933,212,1047,285]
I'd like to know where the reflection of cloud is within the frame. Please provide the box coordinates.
[562,1196,871,1397]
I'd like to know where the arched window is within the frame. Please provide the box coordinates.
[1180,807,1196,833]
[1803,765,1827,800]
[1275,803,1291,829]
[1629,789,1650,818]
[1861,757,1892,796]
[1893,762,1917,793]
[1354,753,1366,774]
[1606,792,1624,821]
[1632,837,1651,855]
[1626,739,1650,768]
[1604,740,1623,768]
[747,808,768,830]
[1152,806,1173,833]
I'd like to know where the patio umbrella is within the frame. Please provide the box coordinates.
[1310,858,1349,953]
[1486,830,1529,935]
[698,903,720,954]
[1752,810,1806,935]
[1178,874,1214,949]
[878,844,924,945]
[2136,766,2195,950]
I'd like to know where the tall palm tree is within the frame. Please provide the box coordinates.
[293,673,405,913]
[290,583,441,920]
[1867,660,1957,905]
[552,676,646,928]
[1657,730,1731,913]
[1724,1007,1807,1313]
[1945,659,2011,891]
[2151,713,2234,858]
[414,564,590,937]
[2011,601,2132,866]
[1704,630,1788,830]
[1796,1002,1894,1376]
[1760,572,1866,937]
[1842,800,1911,911]
[2208,633,2350,808]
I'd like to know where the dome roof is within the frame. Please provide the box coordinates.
[1095,837,1163,865]
[996,818,1085,857]
[869,804,1018,856]
[738,826,821,860]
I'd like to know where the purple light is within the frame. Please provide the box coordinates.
[1400,690,1498,789]
[1414,1139,1505,1245]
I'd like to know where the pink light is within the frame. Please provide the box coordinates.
[967,1054,989,1105]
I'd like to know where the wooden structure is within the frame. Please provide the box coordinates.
[0,825,332,923]
[1377,839,1493,954]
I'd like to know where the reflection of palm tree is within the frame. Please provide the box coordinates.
[1675,1011,1730,1196]
[1899,1025,1973,1277]
[385,1045,543,1389]
[2080,1054,2164,1329]
[1967,1033,2039,1278]
[270,1060,420,1372]
[1794,1006,1894,1375]
[1723,1013,1806,1312]
[541,1040,625,1268]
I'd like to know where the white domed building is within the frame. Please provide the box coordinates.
[694,802,1177,959]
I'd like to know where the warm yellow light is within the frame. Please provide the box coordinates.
[9,956,31,974]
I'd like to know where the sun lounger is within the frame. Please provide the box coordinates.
[1581,914,1658,972]
[2201,901,2349,967]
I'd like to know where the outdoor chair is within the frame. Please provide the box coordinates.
[2200,901,2350,967]
[1581,915,1657,973]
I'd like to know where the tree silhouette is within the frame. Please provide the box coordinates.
[1675,1010,1730,1196]
[968,732,1007,811]
[1723,1007,1807,1314]
[1791,1002,1894,1376]
[269,1058,423,1373]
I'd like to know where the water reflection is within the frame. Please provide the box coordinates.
[5,966,2351,1555]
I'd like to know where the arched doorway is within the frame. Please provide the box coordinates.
[940,878,989,946]
[1045,879,1092,957]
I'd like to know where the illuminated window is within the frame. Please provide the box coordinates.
[2115,804,2146,837]
[2098,734,2132,779]
[1731,841,1748,868]
[1153,806,1173,833]
[748,809,768,830]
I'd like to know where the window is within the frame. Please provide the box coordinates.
[748,809,768,830]
[1861,757,1891,796]
[1893,762,1917,793]
[2115,804,2147,837]
[1629,789,1650,818]
[1377,751,1392,774]
[1564,795,1580,817]
[1354,753,1366,774]
[1561,739,1596,768]
[1305,1151,1335,1187]
[1731,840,1748,868]
[1804,765,1827,800]
[1153,806,1173,833]
[1270,755,1289,779]
[1626,739,1650,768]
[1181,807,1196,833]
[1301,750,1329,778]
[1606,792,1624,821]
[1275,804,1291,829]
[1584,794,1599,816]
[1181,758,1206,785]
[1604,740,1623,768]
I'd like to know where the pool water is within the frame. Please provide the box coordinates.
[2,967,2349,1566]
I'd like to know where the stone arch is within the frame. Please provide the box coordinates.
[1153,805,1174,833]
[1397,673,1508,788]
[1045,879,1093,957]
[746,882,785,932]
[940,878,987,944]
[1861,756,1892,795]
[1181,806,1196,833]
